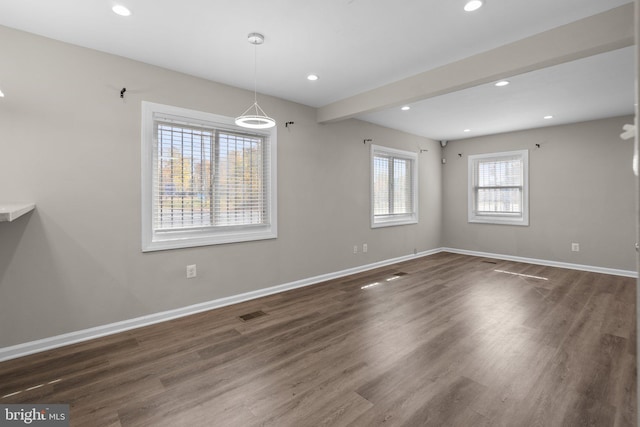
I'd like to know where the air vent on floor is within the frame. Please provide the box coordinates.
[239,310,267,321]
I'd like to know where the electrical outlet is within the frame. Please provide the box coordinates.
[353,245,358,254]
[363,243,368,253]
[186,264,197,279]
[571,243,580,252]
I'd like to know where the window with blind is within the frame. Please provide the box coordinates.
[371,145,418,228]
[468,150,528,226]
[141,102,277,251]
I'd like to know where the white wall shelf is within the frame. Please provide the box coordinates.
[0,203,35,222]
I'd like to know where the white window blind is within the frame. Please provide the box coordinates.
[142,102,277,251]
[155,123,268,230]
[468,150,528,226]
[371,145,418,227]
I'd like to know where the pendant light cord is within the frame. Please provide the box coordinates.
[253,42,258,106]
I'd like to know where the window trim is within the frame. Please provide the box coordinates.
[370,144,418,228]
[468,149,529,226]
[141,101,277,252]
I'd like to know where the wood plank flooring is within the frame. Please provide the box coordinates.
[0,252,636,426]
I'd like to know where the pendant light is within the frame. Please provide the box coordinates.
[235,32,276,129]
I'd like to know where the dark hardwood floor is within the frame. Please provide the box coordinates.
[0,252,636,426]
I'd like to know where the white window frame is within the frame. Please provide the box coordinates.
[468,150,529,226]
[371,144,418,228]
[141,101,277,252]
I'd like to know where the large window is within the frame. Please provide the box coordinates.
[142,102,277,251]
[468,150,528,226]
[371,145,418,228]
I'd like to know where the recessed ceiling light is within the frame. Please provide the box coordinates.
[464,0,484,12]
[495,80,510,87]
[112,5,131,16]
[464,129,471,133]
[401,106,410,111]
[307,74,319,81]
[544,115,553,120]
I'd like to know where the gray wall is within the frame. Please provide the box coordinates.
[0,26,442,348]
[442,116,636,271]
[0,24,635,351]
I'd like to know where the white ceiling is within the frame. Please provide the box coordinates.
[361,46,636,140]
[0,0,635,140]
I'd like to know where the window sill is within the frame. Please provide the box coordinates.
[142,227,277,252]
[372,216,418,228]
[468,216,529,226]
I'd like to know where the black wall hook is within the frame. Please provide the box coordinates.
[535,143,541,148]
[120,88,127,98]
[285,121,294,128]
[363,139,373,145]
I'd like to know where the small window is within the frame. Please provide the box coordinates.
[371,145,418,228]
[468,150,528,226]
[141,102,277,251]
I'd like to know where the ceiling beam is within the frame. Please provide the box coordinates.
[317,3,635,124]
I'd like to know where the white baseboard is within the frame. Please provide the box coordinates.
[0,248,441,363]
[441,247,638,278]
[1,247,634,362]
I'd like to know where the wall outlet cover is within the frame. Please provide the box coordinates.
[186,264,197,278]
